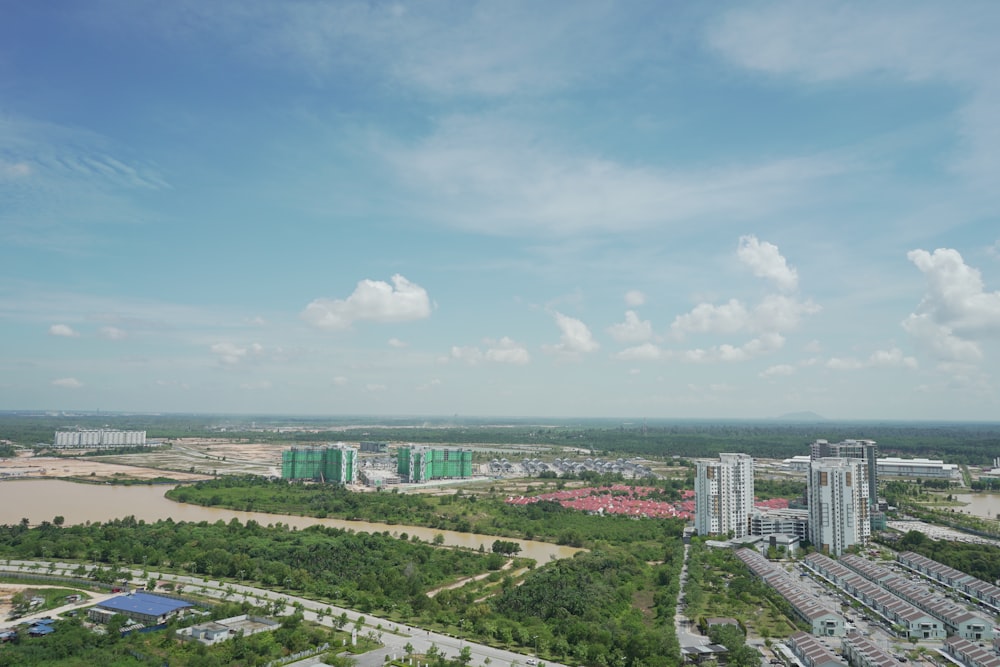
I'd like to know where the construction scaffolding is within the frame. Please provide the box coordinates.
[397,446,472,483]
[281,444,356,483]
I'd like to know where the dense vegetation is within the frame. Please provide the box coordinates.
[489,548,683,667]
[0,512,686,667]
[5,412,1000,463]
[0,600,342,667]
[0,442,15,457]
[168,476,686,547]
[0,516,493,612]
[684,541,801,640]
[891,530,1000,583]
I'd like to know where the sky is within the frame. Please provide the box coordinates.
[2,1,1000,421]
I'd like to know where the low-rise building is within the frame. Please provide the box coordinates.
[842,631,897,667]
[179,615,279,646]
[942,636,1000,667]
[88,592,192,626]
[787,631,845,667]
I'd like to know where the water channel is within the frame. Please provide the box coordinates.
[0,479,580,563]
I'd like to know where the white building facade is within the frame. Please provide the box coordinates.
[808,457,870,556]
[695,453,754,538]
[54,429,147,448]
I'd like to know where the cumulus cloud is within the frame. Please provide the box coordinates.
[544,312,600,358]
[302,274,432,331]
[671,299,749,339]
[452,337,530,365]
[760,363,796,378]
[624,290,646,307]
[827,347,919,371]
[671,295,819,340]
[737,234,798,292]
[49,323,79,337]
[683,332,787,363]
[613,343,667,361]
[211,341,264,366]
[902,248,1000,362]
[608,310,653,344]
[388,337,408,348]
[99,326,126,340]
[332,376,348,386]
[664,236,817,363]
[52,377,82,388]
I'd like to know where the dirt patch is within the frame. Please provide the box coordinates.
[0,455,210,482]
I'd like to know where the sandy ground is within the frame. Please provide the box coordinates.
[0,583,92,621]
[0,453,210,482]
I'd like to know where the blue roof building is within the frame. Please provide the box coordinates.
[89,592,192,626]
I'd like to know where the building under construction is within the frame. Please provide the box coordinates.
[397,446,473,483]
[281,443,356,484]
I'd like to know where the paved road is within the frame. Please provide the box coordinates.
[673,543,708,649]
[1,560,560,667]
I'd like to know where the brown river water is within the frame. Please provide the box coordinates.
[0,479,579,563]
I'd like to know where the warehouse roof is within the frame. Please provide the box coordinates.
[97,592,191,617]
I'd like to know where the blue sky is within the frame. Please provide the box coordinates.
[2,1,1000,420]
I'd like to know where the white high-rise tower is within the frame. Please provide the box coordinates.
[808,457,870,555]
[695,453,754,538]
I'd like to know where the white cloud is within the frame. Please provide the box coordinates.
[49,323,79,338]
[902,248,1000,362]
[52,377,82,388]
[760,364,796,378]
[827,347,919,371]
[302,274,432,331]
[608,310,653,344]
[544,312,600,358]
[671,299,749,339]
[364,383,387,393]
[1,161,32,178]
[624,290,646,307]
[452,337,530,366]
[210,341,264,366]
[737,235,798,292]
[752,294,821,332]
[450,345,483,365]
[484,337,531,365]
[613,343,666,361]
[709,2,1000,183]
[388,337,408,348]
[684,332,786,363]
[99,326,127,340]
[388,115,847,237]
[332,376,348,386]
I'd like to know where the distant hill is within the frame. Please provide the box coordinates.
[775,411,827,422]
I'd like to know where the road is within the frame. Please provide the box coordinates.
[673,543,709,649]
[0,560,560,667]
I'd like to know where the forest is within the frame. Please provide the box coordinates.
[0,509,687,667]
[4,412,1000,463]
[167,476,687,547]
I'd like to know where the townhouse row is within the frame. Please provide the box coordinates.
[802,553,945,640]
[736,549,845,636]
[898,551,1000,614]
[838,554,993,641]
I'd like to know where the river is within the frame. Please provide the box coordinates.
[952,492,1000,521]
[0,479,580,563]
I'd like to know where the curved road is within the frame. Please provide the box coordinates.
[1,560,558,667]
